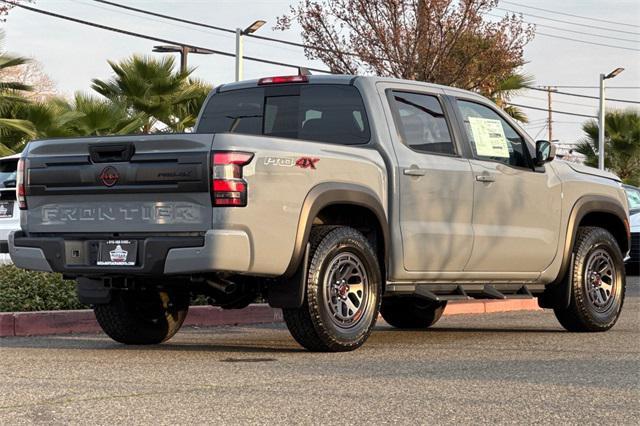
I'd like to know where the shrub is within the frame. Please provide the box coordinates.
[0,265,84,312]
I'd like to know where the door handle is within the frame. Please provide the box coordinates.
[475,175,495,183]
[403,168,426,177]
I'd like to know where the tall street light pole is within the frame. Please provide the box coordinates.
[235,20,266,81]
[598,67,624,170]
[153,45,215,74]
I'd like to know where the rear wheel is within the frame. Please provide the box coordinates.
[380,297,446,329]
[283,226,382,352]
[94,288,189,344]
[553,227,626,332]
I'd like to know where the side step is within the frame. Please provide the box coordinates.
[412,284,537,302]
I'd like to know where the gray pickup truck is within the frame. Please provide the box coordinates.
[9,74,630,351]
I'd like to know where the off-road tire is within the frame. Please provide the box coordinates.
[94,289,189,344]
[283,226,382,352]
[554,227,626,332]
[380,297,447,329]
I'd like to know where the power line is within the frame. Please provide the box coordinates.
[528,87,640,105]
[92,0,235,34]
[92,0,359,58]
[534,31,640,52]
[500,1,640,29]
[486,13,639,44]
[507,103,597,119]
[1,0,333,74]
[520,95,598,109]
[495,6,640,36]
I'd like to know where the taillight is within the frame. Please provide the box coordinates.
[257,75,308,85]
[16,158,27,209]
[211,151,253,207]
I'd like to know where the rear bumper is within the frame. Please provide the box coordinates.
[9,230,251,276]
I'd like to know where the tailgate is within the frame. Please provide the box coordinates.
[23,134,214,233]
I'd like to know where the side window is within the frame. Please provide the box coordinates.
[390,91,455,155]
[457,100,530,168]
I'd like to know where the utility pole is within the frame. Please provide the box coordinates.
[545,86,557,142]
[235,20,266,82]
[598,74,605,170]
[598,67,625,170]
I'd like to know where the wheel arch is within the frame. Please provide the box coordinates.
[284,182,389,278]
[268,183,388,309]
[540,194,629,309]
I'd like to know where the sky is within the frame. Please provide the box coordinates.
[1,0,639,144]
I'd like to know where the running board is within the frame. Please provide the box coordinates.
[409,284,538,302]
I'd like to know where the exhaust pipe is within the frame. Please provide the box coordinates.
[206,278,237,295]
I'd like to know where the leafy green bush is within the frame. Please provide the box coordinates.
[0,265,84,312]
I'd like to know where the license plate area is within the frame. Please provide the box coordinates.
[96,240,138,266]
[0,201,14,218]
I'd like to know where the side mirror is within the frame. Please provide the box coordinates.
[535,140,556,166]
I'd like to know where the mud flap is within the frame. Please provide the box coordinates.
[76,277,112,305]
[538,253,574,309]
[267,243,309,309]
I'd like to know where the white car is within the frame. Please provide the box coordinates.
[624,185,639,274]
[0,154,20,265]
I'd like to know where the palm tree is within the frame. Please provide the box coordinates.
[0,31,35,140]
[166,78,212,133]
[69,92,145,136]
[575,110,640,186]
[91,55,203,133]
[489,72,535,123]
[3,93,146,152]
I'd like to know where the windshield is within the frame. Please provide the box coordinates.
[0,159,17,189]
[625,185,640,213]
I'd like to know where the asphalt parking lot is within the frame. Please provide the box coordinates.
[1,275,638,425]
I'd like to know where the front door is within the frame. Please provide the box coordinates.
[453,99,562,273]
[386,89,475,273]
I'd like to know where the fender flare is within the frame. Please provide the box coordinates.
[539,194,629,309]
[268,183,389,309]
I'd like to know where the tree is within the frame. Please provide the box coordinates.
[0,1,33,22]
[277,0,534,97]
[575,110,640,186]
[0,59,56,101]
[1,93,146,153]
[489,72,534,123]
[69,92,145,136]
[165,78,213,132]
[91,55,207,133]
[0,31,35,141]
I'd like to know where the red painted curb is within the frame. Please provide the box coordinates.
[0,312,15,337]
[14,309,100,336]
[0,304,283,337]
[0,299,539,337]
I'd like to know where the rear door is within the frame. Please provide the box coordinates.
[384,87,474,273]
[452,98,561,274]
[23,134,214,234]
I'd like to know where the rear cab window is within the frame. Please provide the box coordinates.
[197,84,370,145]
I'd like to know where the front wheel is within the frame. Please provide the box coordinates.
[94,288,189,344]
[554,227,626,332]
[283,226,382,352]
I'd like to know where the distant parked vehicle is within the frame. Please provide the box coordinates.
[623,185,639,275]
[0,154,20,266]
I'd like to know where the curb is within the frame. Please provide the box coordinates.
[0,299,540,338]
